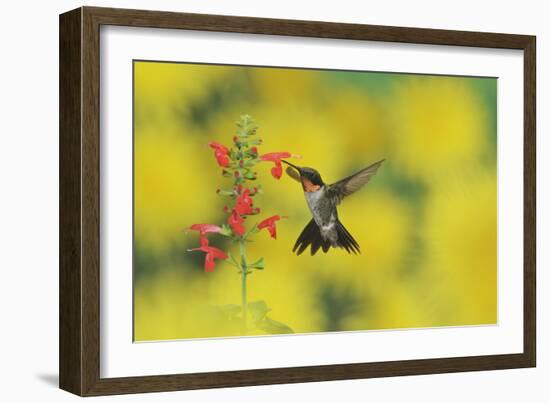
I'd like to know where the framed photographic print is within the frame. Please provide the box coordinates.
[59,6,536,396]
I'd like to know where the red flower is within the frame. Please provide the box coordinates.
[260,152,294,179]
[228,210,246,235]
[189,223,222,246]
[234,188,254,215]
[257,215,286,239]
[189,246,228,272]
[209,142,230,167]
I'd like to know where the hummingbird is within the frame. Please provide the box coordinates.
[282,159,384,256]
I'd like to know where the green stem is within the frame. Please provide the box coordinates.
[239,238,248,334]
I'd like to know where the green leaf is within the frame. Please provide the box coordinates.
[243,171,257,180]
[257,317,294,334]
[247,300,271,322]
[241,159,258,168]
[234,135,247,144]
[218,304,241,320]
[217,188,235,197]
[219,224,233,237]
[244,225,260,238]
[249,257,265,270]
[227,250,240,267]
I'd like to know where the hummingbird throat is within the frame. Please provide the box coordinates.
[301,178,321,193]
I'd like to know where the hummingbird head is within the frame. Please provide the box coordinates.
[299,167,324,186]
[282,160,324,191]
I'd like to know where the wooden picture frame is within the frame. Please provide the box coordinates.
[59,6,536,396]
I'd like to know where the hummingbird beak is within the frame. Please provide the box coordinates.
[282,160,301,172]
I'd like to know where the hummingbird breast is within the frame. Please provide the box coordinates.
[304,187,338,245]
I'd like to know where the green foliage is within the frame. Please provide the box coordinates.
[257,317,294,334]
[247,300,270,322]
[218,304,242,320]
[249,257,265,270]
[248,300,294,334]
[226,250,240,268]
[219,224,233,237]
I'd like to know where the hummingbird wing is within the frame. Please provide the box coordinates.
[327,159,385,205]
[285,166,301,183]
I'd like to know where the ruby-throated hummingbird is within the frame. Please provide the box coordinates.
[282,159,384,256]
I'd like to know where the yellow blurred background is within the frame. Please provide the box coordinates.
[133,61,497,341]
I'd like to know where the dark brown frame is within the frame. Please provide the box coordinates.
[60,6,536,396]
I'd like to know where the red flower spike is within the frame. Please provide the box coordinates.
[228,210,246,235]
[257,215,286,239]
[260,152,296,180]
[272,161,283,179]
[189,224,222,234]
[209,142,230,167]
[260,152,292,160]
[234,188,254,215]
[189,246,228,272]
[188,224,222,247]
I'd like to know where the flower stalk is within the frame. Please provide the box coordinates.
[239,238,248,332]
[186,114,299,335]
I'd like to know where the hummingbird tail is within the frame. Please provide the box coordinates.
[293,219,325,256]
[335,219,360,255]
[293,219,360,256]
